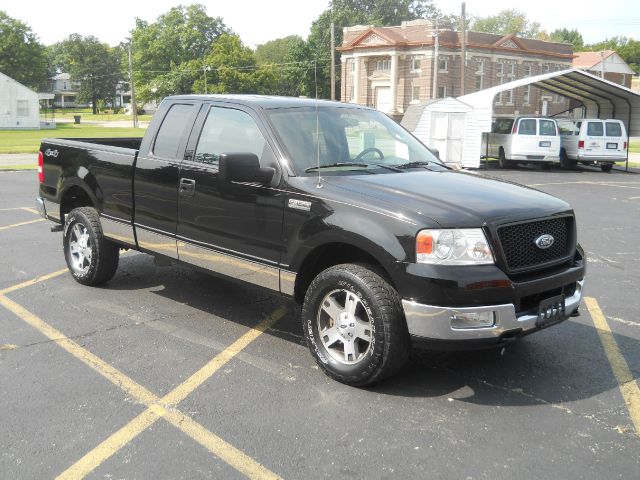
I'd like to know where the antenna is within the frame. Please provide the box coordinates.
[314,60,323,189]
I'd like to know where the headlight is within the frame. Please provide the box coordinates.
[416,229,494,265]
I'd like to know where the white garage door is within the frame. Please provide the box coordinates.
[376,87,391,113]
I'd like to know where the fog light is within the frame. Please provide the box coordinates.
[451,311,495,329]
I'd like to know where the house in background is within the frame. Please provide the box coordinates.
[573,51,635,88]
[338,19,574,118]
[49,73,88,108]
[0,72,40,129]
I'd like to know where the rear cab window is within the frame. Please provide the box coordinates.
[587,122,603,136]
[605,122,622,137]
[153,104,195,159]
[539,120,557,136]
[517,119,536,135]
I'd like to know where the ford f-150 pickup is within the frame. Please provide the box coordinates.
[36,95,586,386]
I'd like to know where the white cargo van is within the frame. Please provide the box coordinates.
[486,117,561,169]
[557,119,627,172]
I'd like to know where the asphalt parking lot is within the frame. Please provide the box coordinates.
[1,165,639,479]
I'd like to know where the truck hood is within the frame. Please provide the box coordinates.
[319,170,571,228]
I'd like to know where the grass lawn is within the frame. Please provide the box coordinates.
[48,108,153,123]
[0,164,37,170]
[629,141,639,154]
[0,123,146,154]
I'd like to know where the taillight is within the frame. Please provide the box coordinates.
[512,121,518,134]
[624,141,627,150]
[38,151,44,183]
[578,140,584,149]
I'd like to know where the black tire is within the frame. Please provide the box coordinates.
[63,207,119,286]
[601,163,613,173]
[541,163,552,171]
[497,148,509,169]
[302,263,410,386]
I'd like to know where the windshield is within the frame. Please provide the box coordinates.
[267,106,445,175]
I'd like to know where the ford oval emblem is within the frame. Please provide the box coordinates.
[535,234,555,250]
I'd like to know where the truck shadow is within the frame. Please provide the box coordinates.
[108,253,636,408]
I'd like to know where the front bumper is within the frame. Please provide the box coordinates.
[403,279,584,347]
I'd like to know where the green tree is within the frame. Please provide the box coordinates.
[550,28,584,50]
[255,36,303,66]
[0,11,48,89]
[471,9,540,38]
[130,4,229,103]
[48,34,123,114]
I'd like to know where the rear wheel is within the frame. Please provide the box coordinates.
[63,207,119,286]
[601,163,613,173]
[302,263,409,386]
[497,148,510,169]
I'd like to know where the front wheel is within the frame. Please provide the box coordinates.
[63,207,120,286]
[302,264,410,386]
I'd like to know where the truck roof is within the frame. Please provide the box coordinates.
[165,94,369,110]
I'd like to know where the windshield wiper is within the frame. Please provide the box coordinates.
[393,160,446,170]
[305,162,368,172]
[367,162,404,172]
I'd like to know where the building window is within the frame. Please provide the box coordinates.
[622,74,626,85]
[350,84,355,102]
[523,85,531,104]
[508,63,515,78]
[505,89,513,104]
[497,62,504,76]
[476,59,485,73]
[438,57,448,72]
[376,59,390,71]
[525,65,532,77]
[411,57,421,71]
[17,100,29,117]
[475,74,483,90]
[351,60,355,72]
[411,85,420,102]
[63,81,68,90]
[543,64,550,74]
[437,85,447,98]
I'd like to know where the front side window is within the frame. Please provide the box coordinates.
[153,104,194,159]
[587,122,604,136]
[268,106,443,175]
[539,120,557,136]
[518,119,537,135]
[194,107,268,166]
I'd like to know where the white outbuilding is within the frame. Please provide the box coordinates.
[0,72,40,129]
[401,97,479,167]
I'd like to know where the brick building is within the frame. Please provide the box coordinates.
[338,19,574,117]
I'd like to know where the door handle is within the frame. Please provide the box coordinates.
[179,178,196,197]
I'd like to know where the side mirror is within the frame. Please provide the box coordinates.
[218,153,275,185]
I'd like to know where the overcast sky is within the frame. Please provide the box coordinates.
[2,0,638,48]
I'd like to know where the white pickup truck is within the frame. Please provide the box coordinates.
[557,119,627,172]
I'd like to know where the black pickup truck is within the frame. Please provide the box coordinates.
[36,95,585,386]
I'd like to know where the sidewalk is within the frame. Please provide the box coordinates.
[0,153,37,168]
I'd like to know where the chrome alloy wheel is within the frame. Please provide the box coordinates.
[68,223,92,274]
[317,289,373,365]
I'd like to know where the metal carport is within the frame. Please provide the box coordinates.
[456,68,640,169]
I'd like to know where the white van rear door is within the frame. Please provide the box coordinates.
[584,121,605,156]
[511,118,539,157]
[602,121,625,158]
[538,119,560,156]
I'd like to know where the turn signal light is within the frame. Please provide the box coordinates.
[38,151,44,183]
[416,231,433,255]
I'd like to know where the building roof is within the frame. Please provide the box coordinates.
[573,51,615,69]
[458,68,640,136]
[339,20,573,58]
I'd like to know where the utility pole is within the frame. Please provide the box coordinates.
[460,2,467,96]
[128,42,139,128]
[432,19,439,99]
[330,22,336,100]
[203,63,208,94]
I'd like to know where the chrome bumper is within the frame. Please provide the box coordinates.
[35,197,47,219]
[402,279,584,341]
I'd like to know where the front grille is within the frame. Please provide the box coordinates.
[497,216,573,273]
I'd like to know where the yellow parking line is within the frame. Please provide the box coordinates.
[0,282,285,479]
[585,297,640,436]
[58,307,285,480]
[20,207,40,215]
[0,218,44,231]
[0,268,68,295]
